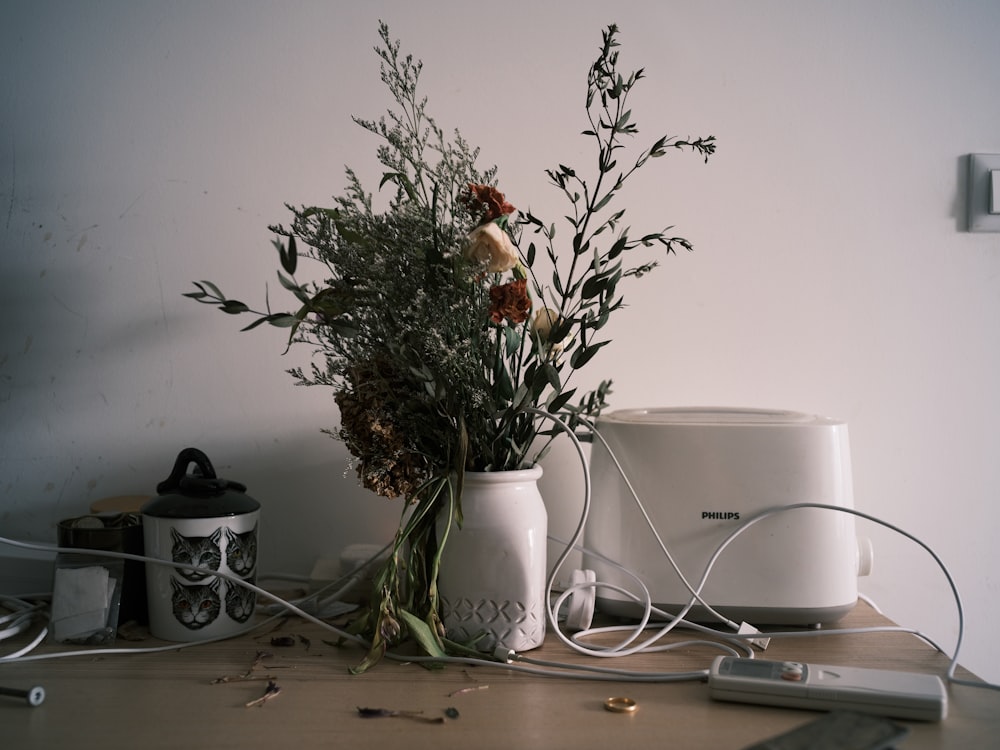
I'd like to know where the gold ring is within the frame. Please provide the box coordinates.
[604,697,638,713]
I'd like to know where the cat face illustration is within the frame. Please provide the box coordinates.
[170,577,221,630]
[225,581,255,623]
[224,523,257,578]
[171,527,222,581]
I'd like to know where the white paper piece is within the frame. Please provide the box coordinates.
[50,565,113,641]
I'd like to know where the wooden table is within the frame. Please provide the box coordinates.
[1,600,996,749]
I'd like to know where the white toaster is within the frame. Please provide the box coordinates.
[583,407,872,626]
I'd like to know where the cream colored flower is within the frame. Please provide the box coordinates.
[463,222,518,273]
[531,307,566,362]
[530,308,561,340]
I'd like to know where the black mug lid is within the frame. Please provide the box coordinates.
[142,447,259,519]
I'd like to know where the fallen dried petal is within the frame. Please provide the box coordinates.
[356,707,444,724]
[357,706,394,718]
[211,674,275,685]
[245,680,281,708]
[448,684,489,697]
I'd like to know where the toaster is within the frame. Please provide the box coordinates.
[583,407,872,626]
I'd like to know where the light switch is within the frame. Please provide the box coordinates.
[968,154,1000,232]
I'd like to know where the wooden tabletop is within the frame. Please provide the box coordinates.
[1,599,997,749]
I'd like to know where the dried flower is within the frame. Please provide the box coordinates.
[334,358,431,499]
[463,221,519,273]
[245,680,281,708]
[489,279,531,325]
[464,183,516,224]
[530,307,560,340]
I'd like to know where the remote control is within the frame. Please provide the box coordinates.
[708,656,947,721]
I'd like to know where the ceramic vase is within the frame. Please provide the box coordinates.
[437,467,548,652]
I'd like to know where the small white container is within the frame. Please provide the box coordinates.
[142,448,260,642]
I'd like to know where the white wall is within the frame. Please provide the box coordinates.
[2,1,998,683]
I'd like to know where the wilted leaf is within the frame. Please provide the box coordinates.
[398,609,446,659]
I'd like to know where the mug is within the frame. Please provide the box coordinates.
[141,448,260,642]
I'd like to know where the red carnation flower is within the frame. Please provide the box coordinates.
[465,183,516,224]
[489,279,531,325]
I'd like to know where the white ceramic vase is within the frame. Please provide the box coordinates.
[437,467,548,652]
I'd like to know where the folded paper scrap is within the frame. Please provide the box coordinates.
[50,565,119,643]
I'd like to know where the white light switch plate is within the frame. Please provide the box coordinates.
[968,154,1000,232]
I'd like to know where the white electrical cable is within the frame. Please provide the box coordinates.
[525,410,1000,691]
[581,415,741,629]
[531,408,756,661]
[0,536,369,663]
[528,409,706,658]
[549,535,954,659]
[0,520,997,689]
[0,602,40,641]
[2,416,999,690]
[700,501,1000,691]
[572,417,1000,690]
[0,534,713,683]
[0,595,49,658]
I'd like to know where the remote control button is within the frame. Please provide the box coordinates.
[780,662,804,681]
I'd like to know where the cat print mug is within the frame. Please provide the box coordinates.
[142,448,261,642]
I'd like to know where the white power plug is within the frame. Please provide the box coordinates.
[738,621,771,651]
[309,543,387,602]
[564,569,597,631]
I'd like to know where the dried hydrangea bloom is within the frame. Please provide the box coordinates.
[334,361,429,500]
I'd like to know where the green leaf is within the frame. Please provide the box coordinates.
[570,340,610,369]
[197,280,225,299]
[329,318,359,337]
[276,236,298,275]
[349,645,386,675]
[183,287,208,301]
[509,382,531,412]
[239,312,299,334]
[380,171,418,201]
[529,363,560,399]
[398,609,447,659]
[615,109,632,131]
[503,326,521,356]
[495,361,514,401]
[548,387,577,413]
[607,235,628,260]
[333,218,367,246]
[221,300,249,315]
[276,270,303,294]
[592,191,614,212]
[581,274,609,300]
[264,313,298,328]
